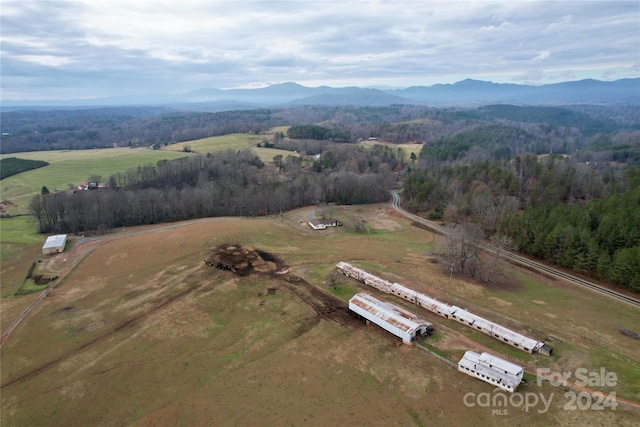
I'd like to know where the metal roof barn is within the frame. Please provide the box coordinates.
[337,261,552,356]
[458,351,523,393]
[478,352,524,377]
[349,293,432,344]
[42,234,67,254]
[449,306,541,353]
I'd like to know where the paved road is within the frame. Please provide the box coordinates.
[390,191,640,309]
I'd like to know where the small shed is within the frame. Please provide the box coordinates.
[349,293,432,343]
[42,234,67,254]
[538,343,553,356]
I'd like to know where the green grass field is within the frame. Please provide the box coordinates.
[0,216,40,244]
[1,216,47,294]
[0,148,188,216]
[163,133,266,153]
[161,132,299,162]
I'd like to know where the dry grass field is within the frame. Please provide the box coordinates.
[1,204,639,426]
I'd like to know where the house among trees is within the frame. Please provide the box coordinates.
[77,182,98,191]
[42,234,67,254]
[308,219,342,230]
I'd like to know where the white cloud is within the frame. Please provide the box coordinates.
[532,51,551,63]
[11,54,74,67]
[1,1,638,100]
[542,15,574,35]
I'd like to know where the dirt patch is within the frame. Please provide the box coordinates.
[205,243,355,327]
[31,274,58,285]
[0,199,15,213]
[204,243,286,276]
[279,275,354,327]
[54,306,76,315]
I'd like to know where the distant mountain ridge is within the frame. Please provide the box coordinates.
[388,78,639,105]
[2,78,638,110]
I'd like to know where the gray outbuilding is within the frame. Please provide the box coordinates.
[42,234,67,254]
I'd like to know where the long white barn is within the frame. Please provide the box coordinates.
[349,293,432,344]
[336,262,552,356]
[458,351,523,393]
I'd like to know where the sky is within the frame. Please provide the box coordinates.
[1,0,639,101]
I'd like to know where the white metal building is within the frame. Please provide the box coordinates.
[349,293,432,343]
[449,306,542,353]
[458,351,524,393]
[337,261,552,356]
[42,234,68,254]
[308,219,341,230]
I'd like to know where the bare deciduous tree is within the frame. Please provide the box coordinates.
[440,223,484,278]
[484,233,516,282]
[325,268,344,289]
[352,216,365,232]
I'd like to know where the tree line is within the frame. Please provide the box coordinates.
[0,157,49,179]
[29,146,398,235]
[504,175,640,290]
[286,124,350,141]
[403,149,640,290]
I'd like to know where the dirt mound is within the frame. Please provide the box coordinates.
[205,244,286,276]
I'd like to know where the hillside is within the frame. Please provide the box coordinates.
[1,207,638,426]
[2,103,638,154]
[2,78,637,109]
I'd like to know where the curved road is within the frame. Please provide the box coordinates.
[390,191,640,309]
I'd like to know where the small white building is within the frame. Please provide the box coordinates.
[349,293,432,344]
[458,351,524,393]
[42,234,67,254]
[308,219,341,230]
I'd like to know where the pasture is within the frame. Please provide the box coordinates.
[160,133,298,162]
[1,205,638,426]
[0,148,188,216]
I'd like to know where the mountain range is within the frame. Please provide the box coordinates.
[2,78,638,110]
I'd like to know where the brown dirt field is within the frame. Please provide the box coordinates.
[1,207,638,426]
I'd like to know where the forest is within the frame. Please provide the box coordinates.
[2,104,637,154]
[286,124,350,141]
[400,115,639,291]
[16,102,640,290]
[29,144,399,235]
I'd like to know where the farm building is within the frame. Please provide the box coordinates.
[308,219,341,230]
[337,262,553,356]
[42,234,67,254]
[458,351,523,393]
[448,306,542,353]
[349,293,432,343]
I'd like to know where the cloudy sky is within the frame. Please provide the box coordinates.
[1,0,638,101]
